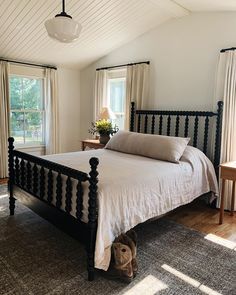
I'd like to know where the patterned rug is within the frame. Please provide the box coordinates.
[0,184,235,295]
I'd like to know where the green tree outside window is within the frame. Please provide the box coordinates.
[10,76,45,145]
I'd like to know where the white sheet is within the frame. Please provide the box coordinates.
[14,146,219,271]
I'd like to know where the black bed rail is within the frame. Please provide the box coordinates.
[8,137,99,280]
[13,150,89,181]
[134,109,219,117]
[8,138,98,219]
[130,101,223,177]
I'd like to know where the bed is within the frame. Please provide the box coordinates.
[8,101,223,281]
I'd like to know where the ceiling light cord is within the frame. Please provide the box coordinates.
[62,0,65,13]
[55,0,71,19]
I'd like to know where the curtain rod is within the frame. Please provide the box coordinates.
[220,47,236,53]
[96,61,150,71]
[0,58,57,70]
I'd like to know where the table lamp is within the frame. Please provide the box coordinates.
[99,107,116,120]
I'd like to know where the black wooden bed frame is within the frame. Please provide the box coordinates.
[8,101,223,281]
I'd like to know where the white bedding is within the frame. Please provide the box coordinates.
[14,146,219,271]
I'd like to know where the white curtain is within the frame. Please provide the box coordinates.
[45,68,59,155]
[94,69,108,121]
[216,50,236,211]
[0,61,10,178]
[125,63,150,129]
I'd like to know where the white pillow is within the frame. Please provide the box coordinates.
[105,130,190,163]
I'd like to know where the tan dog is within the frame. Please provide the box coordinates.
[109,230,138,282]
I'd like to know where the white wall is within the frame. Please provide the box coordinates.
[80,12,236,139]
[58,68,80,153]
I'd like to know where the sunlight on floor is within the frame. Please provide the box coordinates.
[123,275,168,295]
[205,233,236,250]
[0,194,8,199]
[162,264,222,295]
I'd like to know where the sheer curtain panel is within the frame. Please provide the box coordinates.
[125,63,149,129]
[45,68,59,155]
[94,69,108,121]
[217,50,236,211]
[0,61,10,178]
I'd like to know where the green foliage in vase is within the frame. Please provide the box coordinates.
[89,119,119,136]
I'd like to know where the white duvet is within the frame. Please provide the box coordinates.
[14,146,219,271]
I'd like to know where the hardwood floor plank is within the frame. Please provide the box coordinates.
[166,199,236,243]
[0,178,8,185]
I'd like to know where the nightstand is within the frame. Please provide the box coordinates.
[81,139,105,151]
[219,162,236,224]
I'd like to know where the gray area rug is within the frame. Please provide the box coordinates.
[0,184,235,295]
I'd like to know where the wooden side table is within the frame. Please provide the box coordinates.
[81,139,105,151]
[219,162,236,224]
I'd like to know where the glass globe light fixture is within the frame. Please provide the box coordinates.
[45,0,81,43]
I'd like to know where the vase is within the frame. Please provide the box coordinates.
[99,134,110,144]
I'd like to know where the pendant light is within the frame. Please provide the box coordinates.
[45,0,82,43]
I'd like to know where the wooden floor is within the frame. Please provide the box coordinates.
[0,178,7,185]
[166,199,236,243]
[1,177,236,243]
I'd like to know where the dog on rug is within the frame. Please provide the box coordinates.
[108,229,138,283]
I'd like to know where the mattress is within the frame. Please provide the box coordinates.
[14,145,219,271]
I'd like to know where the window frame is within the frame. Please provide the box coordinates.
[9,74,46,148]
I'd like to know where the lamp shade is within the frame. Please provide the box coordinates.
[99,107,116,120]
[45,16,82,43]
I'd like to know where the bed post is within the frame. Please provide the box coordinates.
[130,101,135,132]
[214,101,223,179]
[8,137,15,215]
[87,157,99,281]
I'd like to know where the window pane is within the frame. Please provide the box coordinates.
[25,112,43,144]
[23,78,43,110]
[10,111,24,144]
[108,78,126,130]
[10,76,23,110]
[109,79,125,113]
[10,75,45,146]
[113,114,125,130]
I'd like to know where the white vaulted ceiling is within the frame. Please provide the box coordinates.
[174,0,236,12]
[0,0,235,69]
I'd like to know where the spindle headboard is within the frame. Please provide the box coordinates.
[129,101,223,176]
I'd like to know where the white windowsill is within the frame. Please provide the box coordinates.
[15,145,45,150]
[15,145,46,156]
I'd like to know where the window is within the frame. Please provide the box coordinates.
[107,69,126,130]
[10,76,45,146]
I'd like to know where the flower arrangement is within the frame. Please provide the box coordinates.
[89,119,119,144]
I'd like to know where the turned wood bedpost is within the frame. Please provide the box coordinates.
[214,101,223,179]
[130,101,135,132]
[87,157,99,281]
[8,137,15,215]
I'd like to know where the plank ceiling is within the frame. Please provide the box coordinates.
[0,0,235,69]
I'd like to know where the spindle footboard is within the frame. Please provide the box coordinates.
[8,137,99,281]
